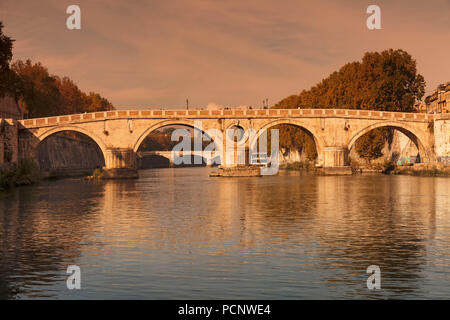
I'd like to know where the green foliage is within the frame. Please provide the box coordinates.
[2,20,114,114]
[354,128,392,160]
[382,159,396,174]
[92,168,104,179]
[275,125,317,160]
[84,92,114,113]
[256,124,317,160]
[392,165,450,177]
[275,49,425,111]
[280,161,314,170]
[0,158,40,191]
[11,59,114,117]
[0,21,13,72]
[272,49,426,159]
[0,20,17,98]
[272,95,301,109]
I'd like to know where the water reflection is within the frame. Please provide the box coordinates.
[0,181,106,299]
[0,169,449,299]
[314,176,436,298]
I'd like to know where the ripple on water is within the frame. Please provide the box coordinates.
[1,168,449,299]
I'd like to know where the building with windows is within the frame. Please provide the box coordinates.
[414,101,427,113]
[425,82,450,114]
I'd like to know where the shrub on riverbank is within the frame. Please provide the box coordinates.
[84,168,105,182]
[382,160,396,174]
[0,159,40,191]
[280,161,314,171]
[391,164,450,177]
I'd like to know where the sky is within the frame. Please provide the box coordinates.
[1,0,449,109]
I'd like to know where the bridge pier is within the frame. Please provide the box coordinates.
[103,148,139,179]
[319,147,352,175]
[323,147,348,167]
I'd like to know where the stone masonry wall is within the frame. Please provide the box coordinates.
[434,118,450,161]
[37,132,105,171]
[0,119,18,166]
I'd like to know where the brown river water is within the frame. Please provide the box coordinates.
[0,167,449,299]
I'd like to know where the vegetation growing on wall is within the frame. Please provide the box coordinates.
[0,158,40,191]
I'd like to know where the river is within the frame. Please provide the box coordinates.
[0,167,449,299]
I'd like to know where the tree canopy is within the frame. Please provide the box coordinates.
[275,49,426,111]
[1,20,114,118]
[0,21,12,72]
[272,49,426,160]
[0,21,17,98]
[11,59,114,117]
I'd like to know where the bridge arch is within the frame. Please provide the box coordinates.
[36,125,108,171]
[249,118,325,157]
[347,121,431,161]
[133,119,222,153]
[38,125,108,157]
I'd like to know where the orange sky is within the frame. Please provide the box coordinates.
[1,0,449,109]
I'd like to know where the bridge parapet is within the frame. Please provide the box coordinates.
[19,109,434,129]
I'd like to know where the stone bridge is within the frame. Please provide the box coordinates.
[2,108,448,177]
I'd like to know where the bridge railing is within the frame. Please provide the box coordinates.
[19,108,434,128]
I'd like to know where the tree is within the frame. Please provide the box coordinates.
[0,20,17,98]
[84,92,114,113]
[272,95,300,109]
[11,59,63,117]
[354,128,393,160]
[272,49,426,160]
[2,20,114,117]
[11,59,115,117]
[55,76,86,115]
[275,125,317,160]
[274,49,425,112]
[0,21,12,72]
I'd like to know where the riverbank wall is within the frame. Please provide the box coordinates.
[1,119,105,188]
[390,163,450,176]
[0,119,37,190]
[37,132,105,176]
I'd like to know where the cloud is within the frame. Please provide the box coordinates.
[1,0,449,107]
[101,87,176,108]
